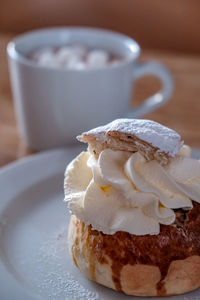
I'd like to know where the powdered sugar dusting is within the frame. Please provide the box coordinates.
[35,226,100,300]
[79,119,183,157]
[183,296,200,300]
[32,225,101,300]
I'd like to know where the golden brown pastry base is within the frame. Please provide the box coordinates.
[68,215,200,297]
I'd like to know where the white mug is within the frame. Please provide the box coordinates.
[7,27,173,150]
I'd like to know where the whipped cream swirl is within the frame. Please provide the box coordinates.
[64,145,200,235]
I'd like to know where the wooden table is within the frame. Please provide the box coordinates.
[1,33,200,167]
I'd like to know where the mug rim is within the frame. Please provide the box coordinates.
[7,26,141,72]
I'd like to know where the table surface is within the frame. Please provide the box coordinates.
[0,33,200,167]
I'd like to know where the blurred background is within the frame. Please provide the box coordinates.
[0,0,200,165]
[1,0,200,53]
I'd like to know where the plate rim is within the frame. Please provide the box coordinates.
[0,146,82,300]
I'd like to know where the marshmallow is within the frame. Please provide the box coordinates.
[31,47,54,61]
[37,51,58,68]
[87,50,109,67]
[66,57,86,69]
[31,45,116,69]
[56,45,86,66]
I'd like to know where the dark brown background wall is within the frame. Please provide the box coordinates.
[0,0,200,53]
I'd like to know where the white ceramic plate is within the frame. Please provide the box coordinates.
[0,146,199,300]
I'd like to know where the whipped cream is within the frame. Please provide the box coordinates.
[64,146,200,235]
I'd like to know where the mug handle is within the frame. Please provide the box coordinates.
[127,61,174,118]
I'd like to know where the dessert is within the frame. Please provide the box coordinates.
[64,119,200,297]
